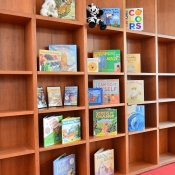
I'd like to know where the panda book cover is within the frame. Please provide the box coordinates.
[93,108,117,136]
[101,8,120,28]
[49,44,77,72]
[127,105,145,132]
[126,8,143,30]
[53,153,76,175]
[93,50,121,73]
[94,148,114,175]
[127,80,144,103]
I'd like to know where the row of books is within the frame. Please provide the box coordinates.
[53,148,114,175]
[43,115,81,147]
[37,86,78,109]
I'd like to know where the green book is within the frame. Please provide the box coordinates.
[93,50,121,72]
[43,115,63,147]
[93,108,117,136]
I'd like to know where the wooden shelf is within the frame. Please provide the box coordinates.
[128,127,157,135]
[89,103,125,109]
[0,110,34,117]
[0,145,34,160]
[0,71,33,75]
[158,98,175,102]
[88,72,124,76]
[159,153,175,166]
[128,100,157,105]
[38,71,84,76]
[159,121,175,129]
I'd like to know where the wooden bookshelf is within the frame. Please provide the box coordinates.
[1,0,175,174]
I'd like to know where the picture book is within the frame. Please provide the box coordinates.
[49,44,77,72]
[87,58,99,72]
[126,8,143,30]
[37,87,47,109]
[62,117,81,144]
[55,0,75,19]
[101,8,120,28]
[127,80,144,103]
[88,88,103,105]
[127,54,141,73]
[47,86,62,107]
[43,115,63,147]
[53,153,76,175]
[39,49,62,72]
[93,50,121,72]
[93,108,117,136]
[93,79,120,104]
[64,86,78,106]
[128,105,145,132]
[94,148,114,175]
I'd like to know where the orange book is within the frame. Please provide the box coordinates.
[127,54,141,73]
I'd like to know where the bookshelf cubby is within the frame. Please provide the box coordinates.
[1,0,175,174]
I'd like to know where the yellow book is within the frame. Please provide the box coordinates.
[87,58,99,72]
[127,54,141,73]
[127,80,144,103]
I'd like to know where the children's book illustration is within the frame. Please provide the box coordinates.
[88,88,103,105]
[53,153,76,175]
[128,105,145,132]
[37,87,47,108]
[94,148,114,175]
[102,8,120,28]
[93,108,117,136]
[43,115,63,147]
[62,117,81,144]
[127,54,141,73]
[93,79,120,104]
[87,58,99,72]
[64,86,78,106]
[49,44,77,72]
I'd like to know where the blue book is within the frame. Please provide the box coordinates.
[53,154,76,175]
[128,105,145,132]
[49,44,77,72]
[101,8,120,28]
[88,88,103,105]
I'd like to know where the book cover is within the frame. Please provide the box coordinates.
[53,154,76,175]
[128,105,145,132]
[94,148,114,175]
[62,117,81,144]
[101,8,120,28]
[47,86,62,107]
[43,115,63,147]
[127,54,141,73]
[126,8,143,30]
[88,88,103,105]
[55,0,75,19]
[127,80,144,103]
[93,79,120,104]
[93,108,117,136]
[93,50,121,72]
[39,49,62,72]
[49,44,77,72]
[87,58,99,72]
[64,86,78,106]
[37,87,47,109]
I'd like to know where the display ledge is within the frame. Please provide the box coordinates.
[158,73,175,76]
[159,152,175,166]
[127,73,156,76]
[128,127,157,135]
[38,106,85,114]
[0,145,34,160]
[158,98,175,103]
[129,161,158,175]
[158,34,175,42]
[0,71,33,75]
[39,140,86,152]
[89,103,125,109]
[0,9,32,24]
[88,72,124,76]
[36,15,83,30]
[89,133,125,143]
[126,30,155,39]
[37,71,84,75]
[159,121,175,129]
[0,110,34,117]
[127,100,157,105]
[87,24,124,35]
